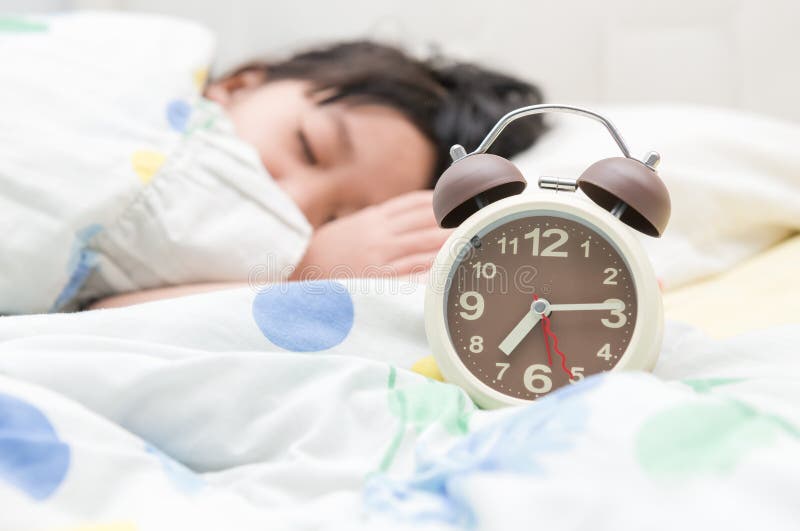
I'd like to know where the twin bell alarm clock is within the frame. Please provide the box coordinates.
[424,104,671,409]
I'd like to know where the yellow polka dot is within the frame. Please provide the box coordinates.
[131,150,166,184]
[411,355,444,382]
[193,67,208,91]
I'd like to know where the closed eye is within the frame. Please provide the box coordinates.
[297,129,318,166]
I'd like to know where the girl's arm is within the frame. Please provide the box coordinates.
[90,191,449,310]
[88,283,246,310]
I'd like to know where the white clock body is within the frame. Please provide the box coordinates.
[424,191,663,409]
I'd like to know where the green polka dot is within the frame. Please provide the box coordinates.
[682,378,745,394]
[388,379,471,436]
[636,399,797,481]
[378,367,473,472]
[0,18,48,33]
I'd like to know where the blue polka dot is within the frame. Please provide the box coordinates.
[166,99,192,132]
[364,374,604,526]
[0,393,70,500]
[252,281,355,352]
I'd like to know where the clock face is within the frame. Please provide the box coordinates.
[444,211,638,400]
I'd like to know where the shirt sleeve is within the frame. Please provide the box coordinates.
[78,101,312,307]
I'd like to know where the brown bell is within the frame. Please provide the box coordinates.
[433,153,527,228]
[578,157,671,237]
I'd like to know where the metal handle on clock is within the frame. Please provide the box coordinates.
[451,104,633,162]
[454,104,639,218]
[438,104,670,235]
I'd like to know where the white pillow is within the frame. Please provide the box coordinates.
[0,12,310,314]
[0,12,215,313]
[513,104,800,288]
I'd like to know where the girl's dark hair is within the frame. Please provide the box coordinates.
[223,41,546,185]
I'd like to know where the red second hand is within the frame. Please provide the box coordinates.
[533,294,574,380]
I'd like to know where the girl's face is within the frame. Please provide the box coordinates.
[206,74,436,228]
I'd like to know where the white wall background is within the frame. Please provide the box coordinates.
[4,0,800,121]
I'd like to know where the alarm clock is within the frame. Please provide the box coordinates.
[424,104,671,409]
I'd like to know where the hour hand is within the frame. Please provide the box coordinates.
[498,311,542,356]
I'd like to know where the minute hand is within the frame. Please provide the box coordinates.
[549,301,624,312]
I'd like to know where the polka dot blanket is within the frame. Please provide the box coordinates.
[0,281,799,530]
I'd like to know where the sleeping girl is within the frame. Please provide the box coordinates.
[0,13,544,314]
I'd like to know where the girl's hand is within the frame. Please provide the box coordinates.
[291,191,451,280]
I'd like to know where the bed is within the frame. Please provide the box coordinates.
[1,260,799,530]
[1,11,800,531]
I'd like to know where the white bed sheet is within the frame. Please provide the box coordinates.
[0,283,798,530]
